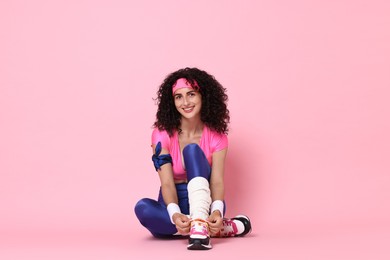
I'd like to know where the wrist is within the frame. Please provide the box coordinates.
[167,203,181,224]
[210,200,224,218]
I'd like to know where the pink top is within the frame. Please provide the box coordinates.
[151,126,228,181]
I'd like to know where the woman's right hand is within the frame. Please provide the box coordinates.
[172,213,191,235]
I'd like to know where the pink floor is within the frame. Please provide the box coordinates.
[1,225,389,260]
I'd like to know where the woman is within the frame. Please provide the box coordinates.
[134,67,251,250]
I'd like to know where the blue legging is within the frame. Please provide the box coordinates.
[134,143,217,238]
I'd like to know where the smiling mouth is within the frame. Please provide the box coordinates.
[183,107,194,113]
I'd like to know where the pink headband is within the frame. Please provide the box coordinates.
[172,78,199,95]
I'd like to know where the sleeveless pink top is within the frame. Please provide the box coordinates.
[151,126,228,181]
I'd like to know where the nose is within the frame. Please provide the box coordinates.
[182,96,189,105]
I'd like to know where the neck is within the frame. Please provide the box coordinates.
[180,117,203,137]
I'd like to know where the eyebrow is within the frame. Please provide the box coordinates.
[174,90,196,97]
[185,90,197,95]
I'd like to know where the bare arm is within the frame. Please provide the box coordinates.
[152,144,178,206]
[210,148,227,202]
[152,144,191,234]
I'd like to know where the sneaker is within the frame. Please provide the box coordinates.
[187,219,212,250]
[215,215,252,237]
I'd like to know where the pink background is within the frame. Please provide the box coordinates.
[1,0,389,259]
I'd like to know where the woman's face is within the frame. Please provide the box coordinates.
[173,87,202,120]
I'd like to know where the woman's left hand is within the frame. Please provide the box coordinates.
[207,210,223,236]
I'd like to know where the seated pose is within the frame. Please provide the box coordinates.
[134,67,252,250]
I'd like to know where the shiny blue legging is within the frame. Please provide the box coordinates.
[134,143,222,238]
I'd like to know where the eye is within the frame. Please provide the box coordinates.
[188,92,196,97]
[174,95,182,100]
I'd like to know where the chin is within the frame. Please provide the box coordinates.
[181,114,195,119]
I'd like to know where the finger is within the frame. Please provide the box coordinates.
[209,230,218,236]
[179,221,191,229]
[183,218,191,225]
[178,227,189,235]
[207,218,216,224]
[209,228,219,236]
[178,225,188,233]
[180,218,190,225]
[179,228,188,234]
[177,223,187,230]
[209,221,220,228]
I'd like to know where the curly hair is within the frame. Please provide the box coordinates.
[153,67,230,136]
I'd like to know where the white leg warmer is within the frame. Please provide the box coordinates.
[187,177,211,220]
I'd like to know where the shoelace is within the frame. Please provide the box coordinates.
[190,220,209,237]
[219,219,238,237]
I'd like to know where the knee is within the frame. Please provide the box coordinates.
[183,143,201,156]
[134,198,154,220]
